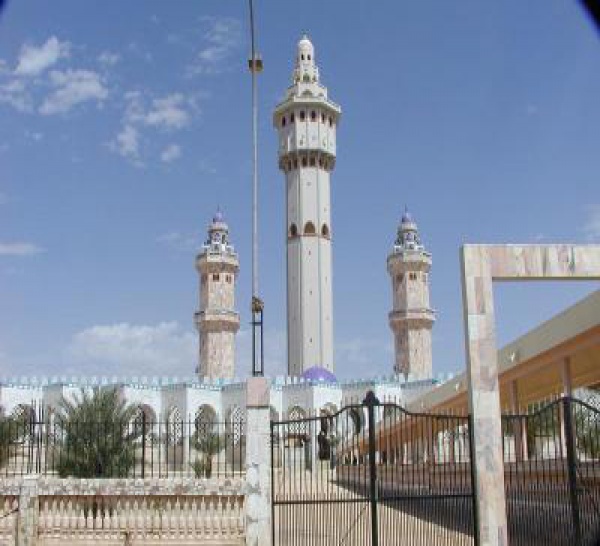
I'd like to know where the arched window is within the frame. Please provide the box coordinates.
[288,406,307,436]
[227,406,246,445]
[321,224,330,238]
[167,406,183,446]
[301,54,305,61]
[310,111,316,121]
[299,111,306,121]
[328,116,333,127]
[321,113,325,123]
[307,54,311,61]
[309,157,316,166]
[281,116,286,127]
[290,113,295,123]
[289,224,298,238]
[304,222,316,235]
[301,157,307,167]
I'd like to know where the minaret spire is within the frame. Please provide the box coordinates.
[274,36,341,376]
[195,210,240,379]
[387,209,435,378]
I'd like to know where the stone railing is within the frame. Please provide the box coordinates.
[0,477,246,545]
[0,494,19,542]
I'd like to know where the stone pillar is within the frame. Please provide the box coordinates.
[17,475,39,546]
[561,357,573,396]
[461,246,508,546]
[245,377,272,546]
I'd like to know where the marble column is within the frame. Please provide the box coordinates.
[461,245,507,546]
[245,377,272,546]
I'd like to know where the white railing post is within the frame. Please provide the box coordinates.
[17,475,39,546]
[245,377,272,546]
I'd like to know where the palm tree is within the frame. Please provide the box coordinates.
[55,388,142,478]
[191,426,223,478]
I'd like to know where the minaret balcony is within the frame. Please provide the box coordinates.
[194,310,240,332]
[389,309,436,326]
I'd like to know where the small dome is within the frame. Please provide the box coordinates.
[298,35,314,60]
[301,366,337,383]
[213,209,225,224]
[401,208,413,224]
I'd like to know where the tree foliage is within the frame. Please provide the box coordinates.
[191,426,222,478]
[0,411,28,469]
[55,388,142,478]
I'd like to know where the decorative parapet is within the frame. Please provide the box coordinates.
[1,477,246,545]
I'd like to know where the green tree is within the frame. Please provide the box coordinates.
[0,411,28,469]
[573,390,600,459]
[191,426,223,478]
[55,388,142,478]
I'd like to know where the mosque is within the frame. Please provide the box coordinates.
[0,36,439,428]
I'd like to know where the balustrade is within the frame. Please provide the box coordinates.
[36,494,245,542]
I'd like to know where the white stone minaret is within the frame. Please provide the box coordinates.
[195,211,240,379]
[273,36,341,376]
[387,209,435,379]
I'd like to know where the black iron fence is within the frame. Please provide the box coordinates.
[502,396,600,546]
[271,391,477,546]
[0,407,245,478]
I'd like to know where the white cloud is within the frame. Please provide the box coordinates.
[142,94,189,130]
[39,69,108,115]
[24,129,43,141]
[584,204,600,240]
[112,92,194,164]
[15,36,70,77]
[97,51,121,66]
[111,124,140,162]
[161,143,182,163]
[188,17,241,75]
[0,79,33,112]
[66,322,197,376]
[0,242,44,256]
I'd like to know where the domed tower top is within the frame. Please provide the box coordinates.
[393,207,427,253]
[292,34,320,86]
[202,209,236,257]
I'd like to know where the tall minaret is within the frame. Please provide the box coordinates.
[387,209,435,379]
[273,35,341,376]
[195,211,240,379]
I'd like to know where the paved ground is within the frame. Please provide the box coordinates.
[272,471,474,545]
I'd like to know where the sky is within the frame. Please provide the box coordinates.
[0,1,598,382]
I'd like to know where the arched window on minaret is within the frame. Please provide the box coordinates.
[321,224,330,238]
[304,222,316,235]
[290,224,298,238]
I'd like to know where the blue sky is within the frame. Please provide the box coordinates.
[0,1,598,381]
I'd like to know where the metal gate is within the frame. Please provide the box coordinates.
[271,391,478,545]
[502,396,600,546]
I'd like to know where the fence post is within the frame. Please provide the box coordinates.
[16,475,39,546]
[245,377,272,546]
[563,397,581,544]
[141,411,147,479]
[364,390,380,546]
